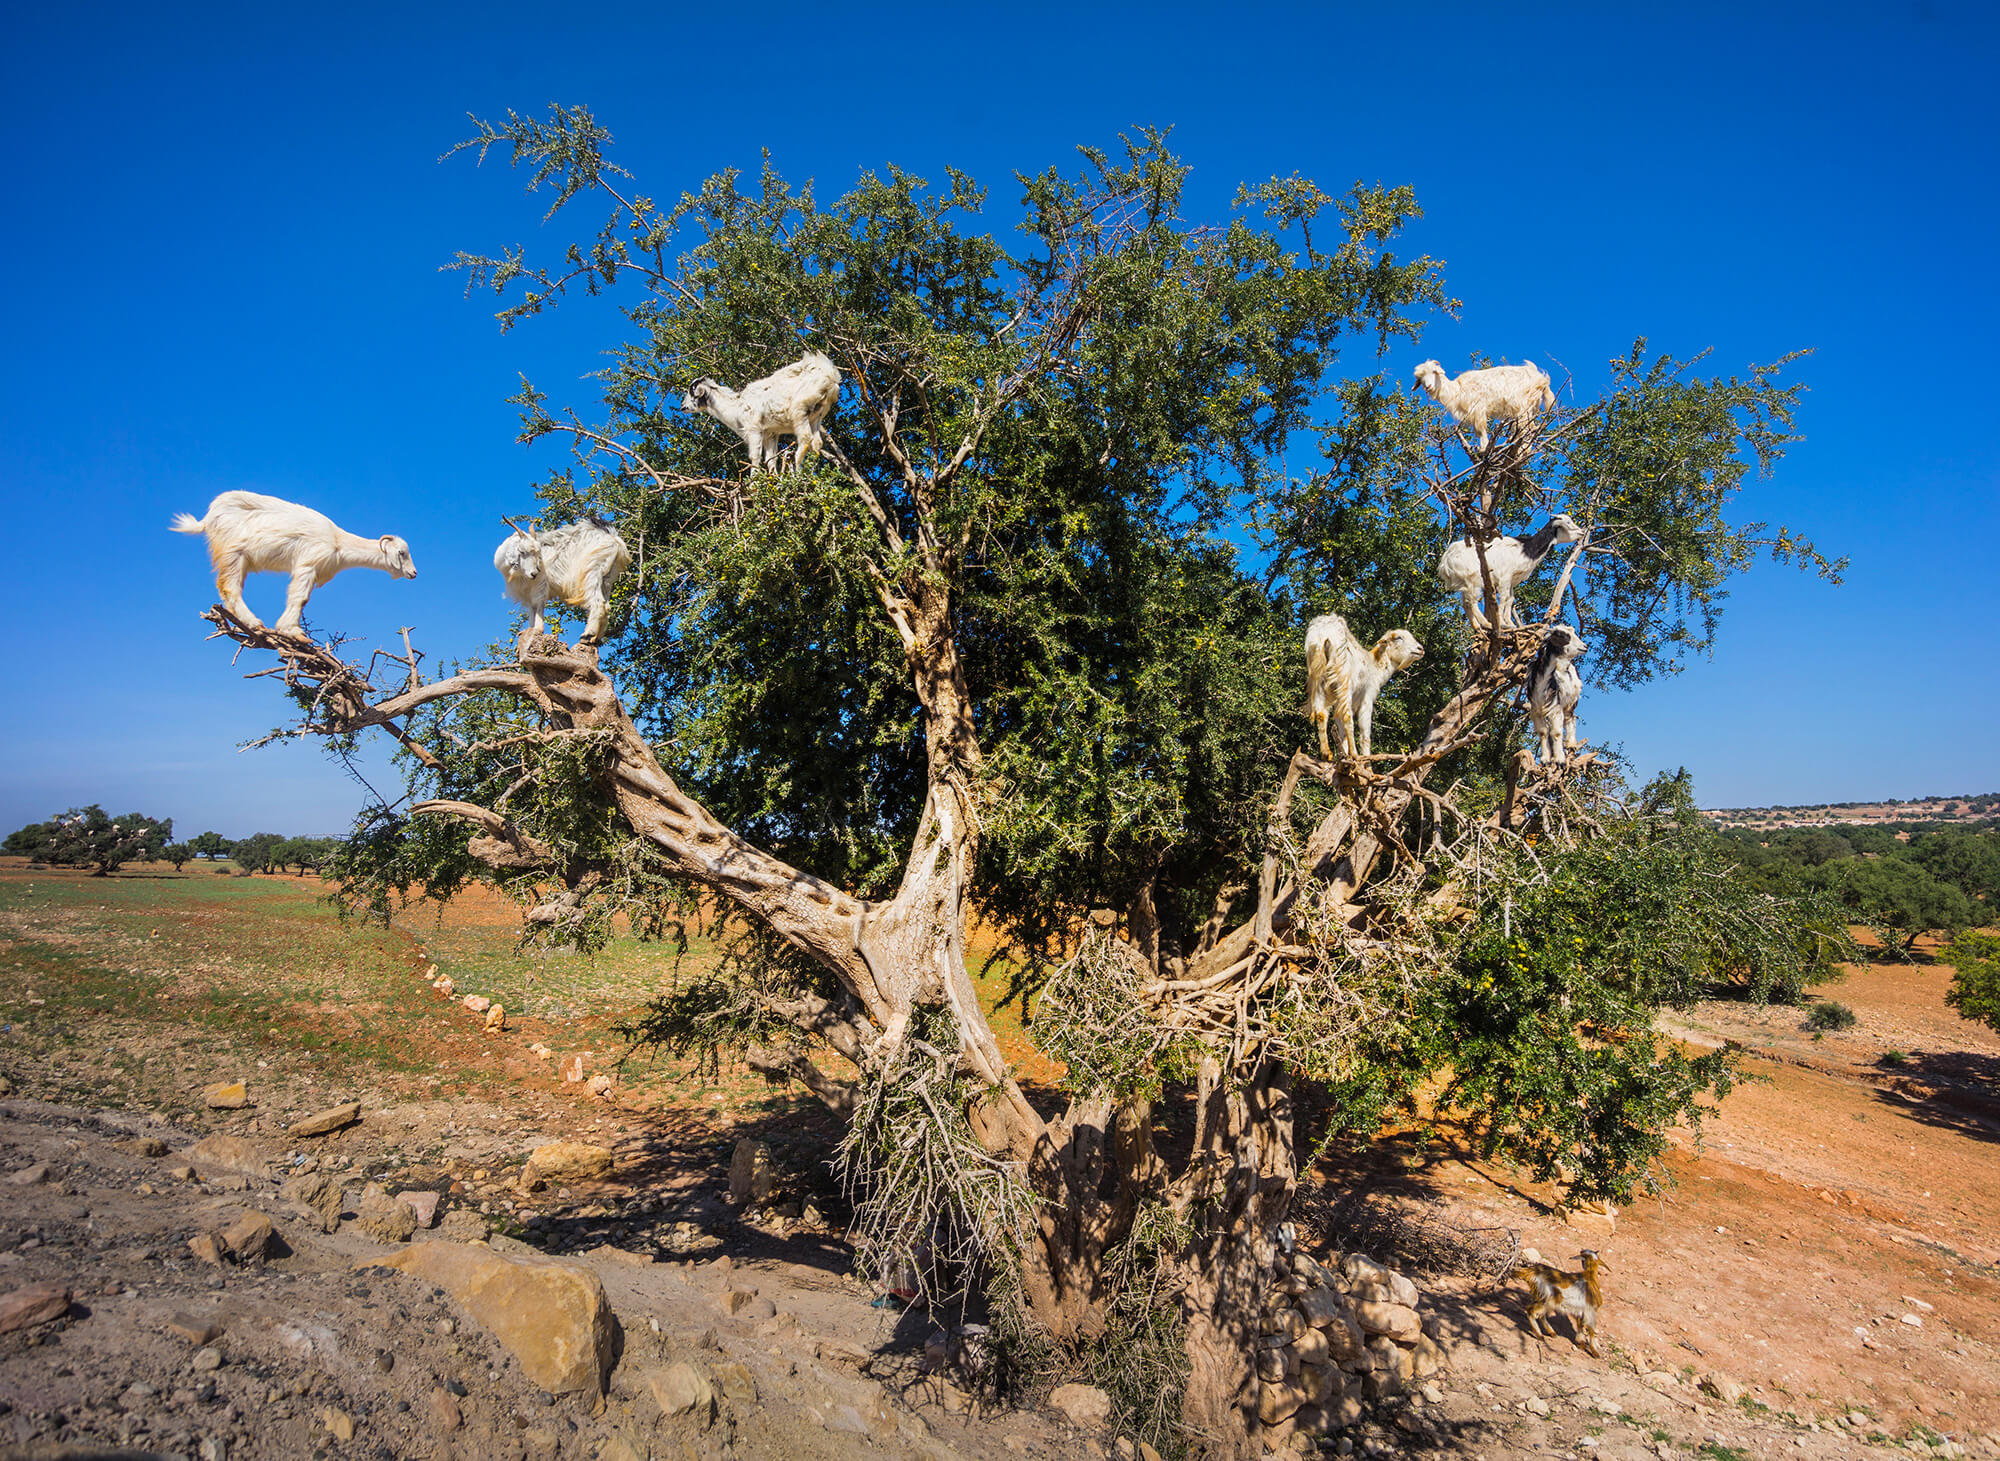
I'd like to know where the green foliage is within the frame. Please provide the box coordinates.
[189,831,232,859]
[231,832,286,874]
[1718,822,1993,953]
[163,843,192,871]
[1805,999,1857,1031]
[1324,773,1852,1204]
[1941,930,2000,1031]
[4,807,173,876]
[1810,855,1975,950]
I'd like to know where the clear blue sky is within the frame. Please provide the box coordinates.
[2,1,1993,839]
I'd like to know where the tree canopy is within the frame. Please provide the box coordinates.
[3,807,172,876]
[208,110,1855,1456]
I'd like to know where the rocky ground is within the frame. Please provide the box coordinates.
[1,862,1997,1459]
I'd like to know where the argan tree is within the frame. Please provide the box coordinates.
[4,807,173,876]
[203,110,1848,1457]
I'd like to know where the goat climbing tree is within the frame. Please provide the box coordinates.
[208,111,1854,1459]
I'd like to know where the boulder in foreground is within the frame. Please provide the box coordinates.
[360,1241,615,1394]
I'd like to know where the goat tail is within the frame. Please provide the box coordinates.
[169,512,204,534]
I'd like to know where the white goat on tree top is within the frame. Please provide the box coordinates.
[171,491,416,635]
[681,350,842,473]
[1304,613,1425,761]
[492,517,632,645]
[1412,358,1556,451]
[1436,515,1584,631]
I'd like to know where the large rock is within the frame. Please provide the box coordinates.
[219,1210,276,1263]
[0,1282,71,1333]
[520,1141,614,1192]
[1049,1382,1112,1430]
[1255,1380,1306,1425]
[203,1082,250,1109]
[188,1134,270,1180]
[1700,1371,1744,1405]
[361,1241,615,1395]
[396,1190,441,1229]
[288,1102,361,1138]
[1354,1300,1421,1342]
[728,1139,775,1206]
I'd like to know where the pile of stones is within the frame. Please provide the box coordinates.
[1253,1251,1446,1449]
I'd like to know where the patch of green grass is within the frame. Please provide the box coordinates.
[1698,1443,1752,1461]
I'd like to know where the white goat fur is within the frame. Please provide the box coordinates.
[1436,515,1584,631]
[1527,627,1587,765]
[493,518,632,643]
[681,351,842,472]
[1412,359,1556,451]
[170,490,416,634]
[1305,614,1425,761]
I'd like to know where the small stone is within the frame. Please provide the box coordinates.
[355,1187,417,1243]
[434,975,455,997]
[167,1164,195,1181]
[188,1135,270,1180]
[188,1231,227,1265]
[1524,1395,1551,1416]
[1700,1371,1744,1405]
[219,1210,275,1262]
[1900,1313,1924,1328]
[729,1139,776,1206]
[429,1386,464,1429]
[485,1005,507,1032]
[560,1053,588,1083]
[395,1190,441,1228]
[715,1361,757,1404]
[372,1349,395,1373]
[1257,1380,1308,1425]
[462,995,491,1014]
[193,1346,224,1371]
[1051,1382,1114,1430]
[649,1361,713,1417]
[8,1163,50,1186]
[587,1073,614,1098]
[320,1405,355,1442]
[115,1137,170,1158]
[281,1172,343,1233]
[520,1141,614,1191]
[203,1082,250,1109]
[599,1438,644,1461]
[0,1281,72,1333]
[167,1313,223,1346]
[1421,1382,1444,1405]
[719,1287,755,1315]
[288,1102,361,1138]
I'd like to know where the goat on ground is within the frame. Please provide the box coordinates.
[1436,514,1584,631]
[681,351,842,473]
[1304,613,1425,761]
[171,491,416,635]
[1514,1249,1609,1356]
[1527,627,1588,764]
[493,517,632,645]
[1412,358,1556,451]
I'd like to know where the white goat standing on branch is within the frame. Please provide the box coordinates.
[492,517,632,644]
[1437,514,1584,631]
[680,350,842,473]
[170,490,416,634]
[1527,626,1588,764]
[1412,358,1556,451]
[1304,613,1425,761]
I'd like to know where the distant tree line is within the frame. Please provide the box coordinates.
[1718,820,1999,952]
[3,808,339,877]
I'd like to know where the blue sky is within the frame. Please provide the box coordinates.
[2,1,1993,839]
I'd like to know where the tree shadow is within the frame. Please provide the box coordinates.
[1869,1048,2000,1144]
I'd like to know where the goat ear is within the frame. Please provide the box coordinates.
[380,535,397,552]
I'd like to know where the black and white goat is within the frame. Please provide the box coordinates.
[171,490,417,635]
[1526,627,1587,764]
[1305,613,1425,761]
[493,517,632,645]
[681,351,842,473]
[1436,514,1584,631]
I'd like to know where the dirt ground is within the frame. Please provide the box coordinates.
[0,859,1995,1461]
